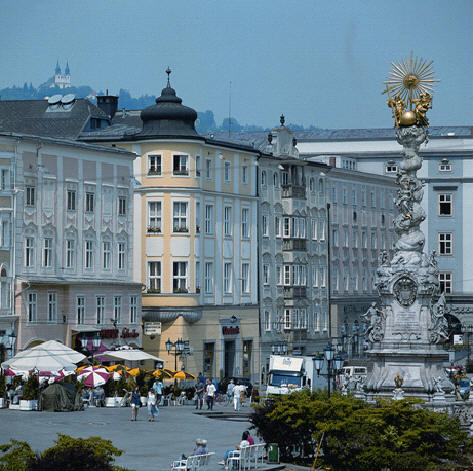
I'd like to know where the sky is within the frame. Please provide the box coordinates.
[0,0,471,129]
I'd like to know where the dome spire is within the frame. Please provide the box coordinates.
[166,66,171,87]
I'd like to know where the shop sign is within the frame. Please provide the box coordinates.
[121,328,139,339]
[222,326,239,335]
[144,322,161,336]
[100,328,119,339]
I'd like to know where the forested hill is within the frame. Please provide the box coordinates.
[0,84,318,134]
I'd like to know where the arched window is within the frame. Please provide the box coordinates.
[273,172,279,188]
[0,265,9,309]
[318,178,324,195]
[261,171,267,186]
[309,178,314,192]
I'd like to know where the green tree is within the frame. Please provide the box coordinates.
[0,434,132,471]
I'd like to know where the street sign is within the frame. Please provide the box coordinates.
[144,322,161,336]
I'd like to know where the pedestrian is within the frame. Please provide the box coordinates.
[232,382,243,411]
[246,430,255,445]
[195,378,204,410]
[129,386,141,421]
[147,388,159,422]
[226,379,234,400]
[205,378,216,410]
[198,371,205,385]
[152,377,163,406]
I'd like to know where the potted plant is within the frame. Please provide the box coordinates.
[20,374,39,410]
[0,373,6,408]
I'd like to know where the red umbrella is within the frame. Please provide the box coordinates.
[77,369,110,387]
[3,368,19,376]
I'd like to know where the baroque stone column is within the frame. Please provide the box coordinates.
[363,125,452,400]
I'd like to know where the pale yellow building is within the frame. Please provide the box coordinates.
[83,74,260,382]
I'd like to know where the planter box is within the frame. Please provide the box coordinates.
[19,400,37,411]
[105,397,119,408]
[0,398,6,408]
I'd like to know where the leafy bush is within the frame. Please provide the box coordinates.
[250,391,473,470]
[22,375,39,401]
[0,434,131,471]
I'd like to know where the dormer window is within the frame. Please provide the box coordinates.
[439,158,452,172]
[90,118,102,130]
[385,160,398,174]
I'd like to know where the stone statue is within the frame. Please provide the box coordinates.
[429,294,449,344]
[353,375,364,392]
[361,302,385,343]
[433,375,444,394]
[341,371,350,396]
[428,250,438,270]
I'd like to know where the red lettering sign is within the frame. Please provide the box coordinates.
[222,326,240,335]
[121,328,139,339]
[100,329,119,339]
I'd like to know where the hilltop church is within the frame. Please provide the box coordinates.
[41,60,72,89]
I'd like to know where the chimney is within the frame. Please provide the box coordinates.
[96,93,119,119]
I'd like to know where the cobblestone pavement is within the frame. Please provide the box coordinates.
[0,403,281,471]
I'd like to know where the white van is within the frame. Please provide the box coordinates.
[342,366,367,378]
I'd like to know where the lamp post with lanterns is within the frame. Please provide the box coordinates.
[80,333,101,364]
[314,342,344,398]
[165,338,185,385]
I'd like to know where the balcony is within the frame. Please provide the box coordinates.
[282,238,307,251]
[281,184,306,199]
[283,286,307,299]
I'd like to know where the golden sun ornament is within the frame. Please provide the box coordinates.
[383,52,439,128]
[385,52,439,109]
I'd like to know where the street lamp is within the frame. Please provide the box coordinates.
[81,333,101,364]
[165,338,186,385]
[461,324,473,364]
[314,342,344,398]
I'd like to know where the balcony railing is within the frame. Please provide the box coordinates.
[283,286,307,299]
[282,238,307,251]
[281,184,306,199]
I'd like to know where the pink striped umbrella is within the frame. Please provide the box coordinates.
[77,369,110,387]
[2,368,19,376]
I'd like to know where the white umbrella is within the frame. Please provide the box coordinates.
[35,340,86,364]
[1,346,77,372]
[101,346,163,362]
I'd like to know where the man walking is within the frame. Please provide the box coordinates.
[195,378,204,410]
[233,382,243,411]
[205,378,216,411]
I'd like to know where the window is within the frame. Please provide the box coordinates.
[118,196,126,216]
[0,169,9,190]
[370,231,377,249]
[224,262,232,294]
[28,292,37,322]
[241,208,249,238]
[85,240,94,269]
[195,261,200,293]
[381,232,386,249]
[361,231,367,248]
[343,228,349,247]
[320,267,326,287]
[224,161,231,182]
[67,190,76,210]
[352,189,357,205]
[331,186,338,203]
[113,296,121,323]
[0,219,9,248]
[361,189,367,207]
[310,178,315,192]
[148,202,162,232]
[319,220,325,241]
[118,242,125,270]
[283,217,290,238]
[204,262,213,294]
[438,159,452,172]
[241,263,250,293]
[263,264,269,285]
[173,154,188,175]
[352,231,358,248]
[332,266,339,291]
[76,296,85,324]
[353,269,359,291]
[173,202,188,232]
[173,262,188,293]
[130,296,137,323]
[311,219,317,240]
[261,171,266,186]
[370,191,376,208]
[342,188,348,204]
[205,205,214,235]
[276,265,282,285]
[26,186,35,207]
[195,155,201,177]
[195,202,200,233]
[273,172,279,187]
[312,265,318,287]
[284,265,291,286]
[224,206,232,237]
[43,238,53,267]
[264,311,271,331]
[438,232,453,255]
[103,241,111,269]
[48,292,57,322]
[148,154,162,175]
[25,237,34,267]
[275,217,281,238]
[85,192,94,213]
[241,165,248,184]
[148,261,161,292]
[262,215,268,237]
[439,272,452,294]
[96,296,104,324]
[438,194,452,216]
[332,229,338,247]
[281,170,288,185]
[386,162,398,173]
[205,159,212,179]
[66,239,75,268]
[284,309,291,329]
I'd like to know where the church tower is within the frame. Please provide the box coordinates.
[54,60,62,87]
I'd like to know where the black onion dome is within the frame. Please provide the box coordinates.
[140,69,198,137]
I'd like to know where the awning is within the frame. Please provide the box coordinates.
[71,326,100,333]
[101,346,163,362]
